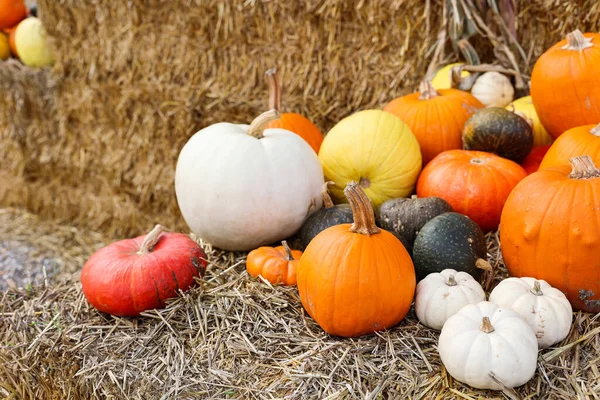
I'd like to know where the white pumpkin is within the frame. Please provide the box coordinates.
[415,269,485,330]
[175,110,324,251]
[489,278,572,349]
[471,71,514,108]
[438,301,538,390]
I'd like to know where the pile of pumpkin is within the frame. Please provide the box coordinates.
[0,0,54,67]
[80,30,600,391]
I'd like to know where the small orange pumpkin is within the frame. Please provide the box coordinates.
[264,68,323,153]
[539,123,600,170]
[246,241,301,286]
[0,0,27,30]
[297,182,416,338]
[416,150,527,232]
[531,30,600,138]
[500,156,600,313]
[383,81,483,165]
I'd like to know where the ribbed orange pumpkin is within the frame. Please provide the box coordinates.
[246,241,301,286]
[264,68,323,153]
[521,145,551,175]
[539,123,600,170]
[383,81,483,165]
[531,30,600,138]
[416,150,527,232]
[500,156,600,313]
[297,182,416,338]
[0,0,26,30]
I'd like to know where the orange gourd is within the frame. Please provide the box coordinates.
[297,182,416,338]
[246,241,301,286]
[264,69,323,153]
[531,30,600,138]
[521,145,551,175]
[0,0,26,30]
[416,150,527,232]
[4,25,18,57]
[500,156,600,313]
[383,81,483,165]
[539,123,600,170]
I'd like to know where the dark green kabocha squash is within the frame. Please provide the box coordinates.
[377,195,453,255]
[462,107,533,163]
[412,212,487,282]
[299,182,353,249]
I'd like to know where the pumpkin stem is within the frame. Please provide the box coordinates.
[265,68,282,111]
[321,181,335,209]
[344,181,380,236]
[568,156,600,179]
[247,109,281,138]
[138,224,165,254]
[446,275,458,287]
[480,317,495,334]
[562,29,593,51]
[531,281,543,296]
[418,80,440,100]
[590,123,600,137]
[281,240,294,261]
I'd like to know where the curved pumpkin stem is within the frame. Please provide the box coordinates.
[321,181,335,209]
[281,240,294,261]
[590,123,600,137]
[247,109,280,138]
[344,181,380,236]
[418,80,440,100]
[568,156,600,179]
[531,281,543,296]
[562,29,593,51]
[138,224,165,254]
[480,317,495,334]
[265,68,282,111]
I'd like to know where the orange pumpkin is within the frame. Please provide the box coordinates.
[539,123,600,170]
[297,182,416,338]
[0,0,27,30]
[416,150,527,232]
[521,145,551,175]
[500,156,600,313]
[4,25,18,57]
[531,30,600,138]
[246,241,301,286]
[264,68,323,153]
[383,81,483,165]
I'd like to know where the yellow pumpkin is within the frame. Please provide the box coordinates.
[14,17,54,67]
[506,96,553,146]
[319,110,422,207]
[0,31,10,60]
[430,63,470,90]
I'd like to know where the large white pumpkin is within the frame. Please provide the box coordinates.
[415,269,485,330]
[489,277,572,349]
[175,110,324,251]
[438,301,538,390]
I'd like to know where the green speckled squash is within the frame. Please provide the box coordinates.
[462,107,533,163]
[299,182,354,249]
[412,212,486,282]
[377,195,453,255]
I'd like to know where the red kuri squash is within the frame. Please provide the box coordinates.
[500,156,600,313]
[521,145,551,175]
[416,150,527,232]
[383,81,483,165]
[539,123,600,170]
[81,225,207,316]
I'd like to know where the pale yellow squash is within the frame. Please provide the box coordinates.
[506,96,553,146]
[319,110,422,207]
[430,63,470,90]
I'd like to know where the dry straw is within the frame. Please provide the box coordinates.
[0,209,599,399]
[1,1,599,237]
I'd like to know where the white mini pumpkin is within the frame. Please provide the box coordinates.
[175,110,324,251]
[471,71,514,108]
[489,277,572,349]
[438,301,538,390]
[415,269,485,330]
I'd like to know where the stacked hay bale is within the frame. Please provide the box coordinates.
[0,0,598,238]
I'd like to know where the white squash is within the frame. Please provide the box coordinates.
[489,278,572,349]
[438,301,538,390]
[175,110,324,251]
[471,71,514,108]
[415,269,485,330]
